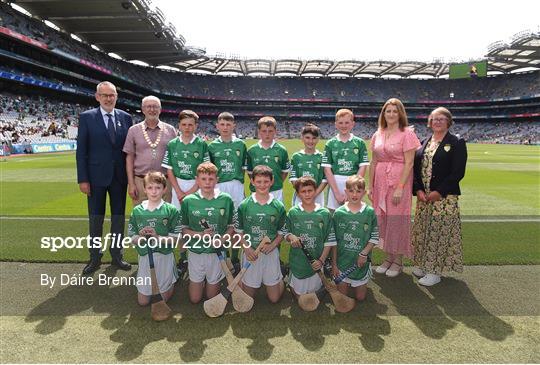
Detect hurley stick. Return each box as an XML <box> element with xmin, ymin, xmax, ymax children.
<box><xmin>145</xmin><ymin>236</ymin><xmax>172</xmax><ymax>321</ymax></box>
<box><xmin>203</xmin><ymin>237</ymin><xmax>270</xmax><ymax>317</ymax></box>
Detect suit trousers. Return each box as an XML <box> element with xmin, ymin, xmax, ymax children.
<box><xmin>87</xmin><ymin>169</ymin><xmax>127</xmax><ymax>260</ymax></box>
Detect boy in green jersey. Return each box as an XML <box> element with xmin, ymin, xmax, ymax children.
<box><xmin>162</xmin><ymin>110</ymin><xmax>210</xmax><ymax>209</ymax></box>
<box><xmin>128</xmin><ymin>172</ymin><xmax>181</xmax><ymax>306</ymax></box>
<box><xmin>208</xmin><ymin>112</ymin><xmax>247</xmax><ymax>208</ymax></box>
<box><xmin>285</xmin><ymin>176</ymin><xmax>335</xmax><ymax>297</ymax></box>
<box><xmin>208</xmin><ymin>112</ymin><xmax>247</xmax><ymax>272</ymax></box>
<box><xmin>322</xmin><ymin>109</ymin><xmax>369</xmax><ymax>210</ymax></box>
<box><xmin>246</xmin><ymin>116</ymin><xmax>290</xmax><ymax>202</ymax></box>
<box><xmin>331</xmin><ymin>175</ymin><xmax>379</xmax><ymax>302</ymax></box>
<box><xmin>180</xmin><ymin>162</ymin><xmax>235</xmax><ymax>304</ymax></box>
<box><xmin>162</xmin><ymin>110</ymin><xmax>210</xmax><ymax>276</ymax></box>
<box><xmin>235</xmin><ymin>165</ymin><xmax>287</xmax><ymax>303</ymax></box>
<box><xmin>290</xmin><ymin>123</ymin><xmax>327</xmax><ymax>207</ymax></box>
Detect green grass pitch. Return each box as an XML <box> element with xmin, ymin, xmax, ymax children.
<box><xmin>1</xmin><ymin>140</ymin><xmax>539</xmax><ymax>264</ymax></box>
<box><xmin>1</xmin><ymin>140</ymin><xmax>539</xmax><ymax>363</ymax></box>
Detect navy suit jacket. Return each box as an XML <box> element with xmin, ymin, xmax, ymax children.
<box><xmin>76</xmin><ymin>107</ymin><xmax>133</xmax><ymax>187</ymax></box>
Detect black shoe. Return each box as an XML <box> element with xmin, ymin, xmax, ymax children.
<box><xmin>177</xmin><ymin>259</ymin><xmax>188</xmax><ymax>280</ymax></box>
<box><xmin>111</xmin><ymin>258</ymin><xmax>132</xmax><ymax>271</ymax></box>
<box><xmin>232</xmin><ymin>260</ymin><xmax>241</xmax><ymax>276</ymax></box>
<box><xmin>280</xmin><ymin>260</ymin><xmax>289</xmax><ymax>278</ymax></box>
<box><xmin>82</xmin><ymin>259</ymin><xmax>101</xmax><ymax>275</ymax></box>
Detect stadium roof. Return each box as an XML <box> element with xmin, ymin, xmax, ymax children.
<box><xmin>7</xmin><ymin>0</ymin><xmax>196</xmax><ymax>64</ymax></box>
<box><xmin>173</xmin><ymin>30</ymin><xmax>540</xmax><ymax>77</ymax></box>
<box><xmin>487</xmin><ymin>30</ymin><xmax>540</xmax><ymax>73</ymax></box>
<box><xmin>7</xmin><ymin>1</ymin><xmax>540</xmax><ymax>78</ymax></box>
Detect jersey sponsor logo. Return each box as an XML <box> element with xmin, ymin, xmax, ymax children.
<box><xmin>337</xmin><ymin>159</ymin><xmax>353</xmax><ymax>172</ymax></box>
<box><xmin>299</xmin><ymin>233</ymin><xmax>316</xmax><ymax>249</ymax></box>
<box><xmin>343</xmin><ymin>233</ymin><xmax>361</xmax><ymax>249</ymax></box>
<box><xmin>177</xmin><ymin>161</ymin><xmax>192</xmax><ymax>174</ymax></box>
<box><xmin>192</xmin><ymin>210</ymin><xmax>201</xmax><ymax>216</ymax></box>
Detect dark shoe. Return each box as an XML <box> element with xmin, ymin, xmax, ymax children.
<box><xmin>111</xmin><ymin>258</ymin><xmax>132</xmax><ymax>271</ymax></box>
<box><xmin>82</xmin><ymin>259</ymin><xmax>101</xmax><ymax>275</ymax></box>
<box><xmin>280</xmin><ymin>260</ymin><xmax>289</xmax><ymax>278</ymax></box>
<box><xmin>177</xmin><ymin>259</ymin><xmax>188</xmax><ymax>280</ymax></box>
<box><xmin>231</xmin><ymin>259</ymin><xmax>241</xmax><ymax>276</ymax></box>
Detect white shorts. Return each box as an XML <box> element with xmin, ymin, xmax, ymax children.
<box><xmin>327</xmin><ymin>175</ymin><xmax>348</xmax><ymax>209</ymax></box>
<box><xmin>188</xmin><ymin>251</ymin><xmax>225</xmax><ymax>285</ymax></box>
<box><xmin>241</xmin><ymin>248</ymin><xmax>283</xmax><ymax>288</ymax></box>
<box><xmin>171</xmin><ymin>178</ymin><xmax>196</xmax><ymax>209</ymax></box>
<box><xmin>136</xmin><ymin>252</ymin><xmax>178</xmax><ymax>296</ymax></box>
<box><xmin>292</xmin><ymin>190</ymin><xmax>325</xmax><ymax>207</ymax></box>
<box><xmin>217</xmin><ymin>180</ymin><xmax>245</xmax><ymax>208</ymax></box>
<box><xmin>341</xmin><ymin>265</ymin><xmax>372</xmax><ymax>287</ymax></box>
<box><xmin>289</xmin><ymin>272</ymin><xmax>323</xmax><ymax>295</ymax></box>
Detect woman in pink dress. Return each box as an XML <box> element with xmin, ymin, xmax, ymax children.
<box><xmin>368</xmin><ymin>98</ymin><xmax>420</xmax><ymax>277</ymax></box>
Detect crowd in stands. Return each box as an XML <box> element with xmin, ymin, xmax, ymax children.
<box><xmin>1</xmin><ymin>93</ymin><xmax>538</xmax><ymax>149</ymax></box>
<box><xmin>2</xmin><ymin>2</ymin><xmax>540</xmax><ymax>103</ymax></box>
<box><xmin>0</xmin><ymin>94</ymin><xmax>82</xmax><ymax>148</ymax></box>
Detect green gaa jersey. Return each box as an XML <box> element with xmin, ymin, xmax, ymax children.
<box><xmin>234</xmin><ymin>194</ymin><xmax>286</xmax><ymax>248</ymax></box>
<box><xmin>208</xmin><ymin>136</ymin><xmax>247</xmax><ymax>183</ymax></box>
<box><xmin>180</xmin><ymin>190</ymin><xmax>235</xmax><ymax>254</ymax></box>
<box><xmin>162</xmin><ymin>135</ymin><xmax>210</xmax><ymax>180</ymax></box>
<box><xmin>247</xmin><ymin>140</ymin><xmax>290</xmax><ymax>192</ymax></box>
<box><xmin>128</xmin><ymin>200</ymin><xmax>181</xmax><ymax>256</ymax></box>
<box><xmin>322</xmin><ymin>134</ymin><xmax>369</xmax><ymax>176</ymax></box>
<box><xmin>286</xmin><ymin>203</ymin><xmax>336</xmax><ymax>279</ymax></box>
<box><xmin>333</xmin><ymin>203</ymin><xmax>379</xmax><ymax>280</ymax></box>
<box><xmin>289</xmin><ymin>149</ymin><xmax>326</xmax><ymax>186</ymax></box>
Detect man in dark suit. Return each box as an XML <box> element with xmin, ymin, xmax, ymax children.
<box><xmin>76</xmin><ymin>81</ymin><xmax>133</xmax><ymax>275</ymax></box>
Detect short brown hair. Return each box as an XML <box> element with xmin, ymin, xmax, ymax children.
<box><xmin>252</xmin><ymin>165</ymin><xmax>274</xmax><ymax>180</ymax></box>
<box><xmin>345</xmin><ymin>175</ymin><xmax>366</xmax><ymax>191</ymax></box>
<box><xmin>335</xmin><ymin>109</ymin><xmax>354</xmax><ymax>121</ymax></box>
<box><xmin>196</xmin><ymin>162</ymin><xmax>218</xmax><ymax>176</ymax></box>
<box><xmin>179</xmin><ymin>110</ymin><xmax>199</xmax><ymax>123</ymax></box>
<box><xmin>293</xmin><ymin>176</ymin><xmax>317</xmax><ymax>192</ymax></box>
<box><xmin>428</xmin><ymin>107</ymin><xmax>454</xmax><ymax>128</ymax></box>
<box><xmin>257</xmin><ymin>116</ymin><xmax>277</xmax><ymax>129</ymax></box>
<box><xmin>143</xmin><ymin>171</ymin><xmax>167</xmax><ymax>188</ymax></box>
<box><xmin>378</xmin><ymin>98</ymin><xmax>409</xmax><ymax>130</ymax></box>
<box><xmin>301</xmin><ymin>123</ymin><xmax>320</xmax><ymax>138</ymax></box>
<box><xmin>217</xmin><ymin>112</ymin><xmax>235</xmax><ymax>123</ymax></box>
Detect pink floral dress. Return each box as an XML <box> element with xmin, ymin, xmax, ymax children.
<box><xmin>370</xmin><ymin>127</ymin><xmax>420</xmax><ymax>257</ymax></box>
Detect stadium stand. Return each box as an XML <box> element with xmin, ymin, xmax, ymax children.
<box><xmin>0</xmin><ymin>1</ymin><xmax>539</xmax><ymax>152</ymax></box>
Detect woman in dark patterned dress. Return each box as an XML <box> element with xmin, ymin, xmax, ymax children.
<box><xmin>411</xmin><ymin>107</ymin><xmax>468</xmax><ymax>286</ymax></box>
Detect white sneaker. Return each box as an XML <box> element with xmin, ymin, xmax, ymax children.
<box><xmin>375</xmin><ymin>260</ymin><xmax>392</xmax><ymax>274</ymax></box>
<box><xmin>412</xmin><ymin>267</ymin><xmax>425</xmax><ymax>278</ymax></box>
<box><xmin>418</xmin><ymin>273</ymin><xmax>441</xmax><ymax>286</ymax></box>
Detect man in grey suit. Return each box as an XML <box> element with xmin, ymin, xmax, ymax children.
<box><xmin>76</xmin><ymin>81</ymin><xmax>133</xmax><ymax>275</ymax></box>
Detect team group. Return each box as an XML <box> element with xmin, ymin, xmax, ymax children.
<box><xmin>77</xmin><ymin>81</ymin><xmax>467</xmax><ymax>312</ymax></box>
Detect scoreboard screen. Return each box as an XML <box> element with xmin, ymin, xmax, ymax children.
<box><xmin>449</xmin><ymin>61</ymin><xmax>487</xmax><ymax>79</ymax></box>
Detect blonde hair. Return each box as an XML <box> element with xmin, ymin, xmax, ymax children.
<box><xmin>378</xmin><ymin>98</ymin><xmax>408</xmax><ymax>130</ymax></box>
<box><xmin>335</xmin><ymin>109</ymin><xmax>354</xmax><ymax>121</ymax></box>
<box><xmin>345</xmin><ymin>175</ymin><xmax>366</xmax><ymax>191</ymax></box>
<box><xmin>143</xmin><ymin>171</ymin><xmax>167</xmax><ymax>188</ymax></box>
<box><xmin>196</xmin><ymin>162</ymin><xmax>218</xmax><ymax>176</ymax></box>
<box><xmin>428</xmin><ymin>107</ymin><xmax>454</xmax><ymax>128</ymax></box>
<box><xmin>257</xmin><ymin>116</ymin><xmax>277</xmax><ymax>129</ymax></box>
